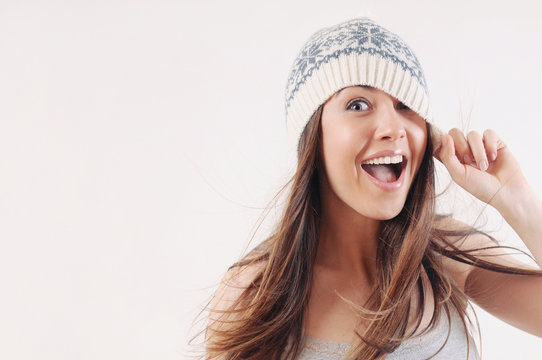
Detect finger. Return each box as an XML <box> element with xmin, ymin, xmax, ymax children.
<box><xmin>439</xmin><ymin>134</ymin><xmax>466</xmax><ymax>185</ymax></box>
<box><xmin>483</xmin><ymin>129</ymin><xmax>502</xmax><ymax>162</ymax></box>
<box><xmin>448</xmin><ymin>128</ymin><xmax>473</xmax><ymax>165</ymax></box>
<box><xmin>467</xmin><ymin>130</ymin><xmax>488</xmax><ymax>171</ymax></box>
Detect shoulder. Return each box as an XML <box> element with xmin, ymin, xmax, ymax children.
<box><xmin>432</xmin><ymin>215</ymin><xmax>535</xmax><ymax>293</ymax></box>
<box><xmin>206</xmin><ymin>260</ymin><xmax>267</xmax><ymax>357</ymax></box>
<box><xmin>210</xmin><ymin>261</ymin><xmax>266</xmax><ymax>312</ymax></box>
<box><xmin>208</xmin><ymin>238</ymin><xmax>271</xmax><ymax>326</ymax></box>
<box><xmin>432</xmin><ymin>215</ymin><xmax>494</xmax><ymax>251</ymax></box>
<box><xmin>210</xmin><ymin>240</ymin><xmax>271</xmax><ymax>313</ymax></box>
<box><xmin>432</xmin><ymin>216</ymin><xmax>495</xmax><ymax>293</ymax></box>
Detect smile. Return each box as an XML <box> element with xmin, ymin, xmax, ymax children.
<box><xmin>360</xmin><ymin>154</ymin><xmax>407</xmax><ymax>191</ymax></box>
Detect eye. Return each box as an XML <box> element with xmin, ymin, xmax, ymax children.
<box><xmin>397</xmin><ymin>101</ymin><xmax>412</xmax><ymax>111</ymax></box>
<box><xmin>347</xmin><ymin>98</ymin><xmax>370</xmax><ymax>112</ymax></box>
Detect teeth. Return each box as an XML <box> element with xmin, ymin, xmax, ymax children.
<box><xmin>362</xmin><ymin>155</ymin><xmax>403</xmax><ymax>165</ymax></box>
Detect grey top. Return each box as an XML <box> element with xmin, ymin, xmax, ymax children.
<box><xmin>295</xmin><ymin>309</ymin><xmax>479</xmax><ymax>360</ymax></box>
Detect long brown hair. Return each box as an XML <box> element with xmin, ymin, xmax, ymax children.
<box><xmin>203</xmin><ymin>105</ymin><xmax>542</xmax><ymax>360</ymax></box>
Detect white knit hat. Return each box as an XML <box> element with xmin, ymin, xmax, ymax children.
<box><xmin>285</xmin><ymin>17</ymin><xmax>435</xmax><ymax>149</ymax></box>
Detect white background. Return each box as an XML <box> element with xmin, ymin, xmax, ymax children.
<box><xmin>1</xmin><ymin>0</ymin><xmax>542</xmax><ymax>359</ymax></box>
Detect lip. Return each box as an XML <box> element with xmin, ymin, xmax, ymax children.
<box><xmin>360</xmin><ymin>149</ymin><xmax>408</xmax><ymax>191</ymax></box>
<box><xmin>361</xmin><ymin>149</ymin><xmax>407</xmax><ymax>163</ymax></box>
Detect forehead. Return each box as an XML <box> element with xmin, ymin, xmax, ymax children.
<box><xmin>334</xmin><ymin>85</ymin><xmax>381</xmax><ymax>97</ymax></box>
<box><xmin>329</xmin><ymin>86</ymin><xmax>393</xmax><ymax>104</ymax></box>
<box><xmin>336</xmin><ymin>85</ymin><xmax>372</xmax><ymax>94</ymax></box>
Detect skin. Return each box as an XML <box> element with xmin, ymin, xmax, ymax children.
<box><xmin>307</xmin><ymin>86</ymin><xmax>432</xmax><ymax>342</ymax></box>
<box><xmin>316</xmin><ymin>86</ymin><xmax>427</xmax><ymax>276</ymax></box>
<box><xmin>304</xmin><ymin>85</ymin><xmax>542</xmax><ymax>342</ymax></box>
<box><xmin>438</xmin><ymin>125</ymin><xmax>542</xmax><ymax>337</ymax></box>
<box><xmin>209</xmin><ymin>86</ymin><xmax>542</xmax><ymax>353</ymax></box>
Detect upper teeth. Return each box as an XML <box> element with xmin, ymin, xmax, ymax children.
<box><xmin>362</xmin><ymin>155</ymin><xmax>403</xmax><ymax>165</ymax></box>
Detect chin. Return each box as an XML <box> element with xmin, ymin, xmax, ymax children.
<box><xmin>372</xmin><ymin>209</ymin><xmax>403</xmax><ymax>221</ymax></box>
<box><xmin>355</xmin><ymin>200</ymin><xmax>406</xmax><ymax>221</ymax></box>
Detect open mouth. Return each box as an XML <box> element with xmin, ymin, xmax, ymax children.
<box><xmin>361</xmin><ymin>155</ymin><xmax>407</xmax><ymax>183</ymax></box>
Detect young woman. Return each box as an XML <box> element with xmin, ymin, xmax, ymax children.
<box><xmin>204</xmin><ymin>18</ymin><xmax>542</xmax><ymax>359</ymax></box>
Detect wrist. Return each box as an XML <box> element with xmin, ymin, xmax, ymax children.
<box><xmin>495</xmin><ymin>183</ymin><xmax>541</xmax><ymax>228</ymax></box>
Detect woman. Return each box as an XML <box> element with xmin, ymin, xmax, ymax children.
<box><xmin>204</xmin><ymin>18</ymin><xmax>542</xmax><ymax>359</ymax></box>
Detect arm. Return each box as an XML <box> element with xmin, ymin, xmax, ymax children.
<box><xmin>437</xmin><ymin>129</ymin><xmax>542</xmax><ymax>337</ymax></box>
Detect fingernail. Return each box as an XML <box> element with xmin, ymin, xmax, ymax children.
<box><xmin>479</xmin><ymin>160</ymin><xmax>488</xmax><ymax>171</ymax></box>
<box><xmin>463</xmin><ymin>154</ymin><xmax>471</xmax><ymax>164</ymax></box>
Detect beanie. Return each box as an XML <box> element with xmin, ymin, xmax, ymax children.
<box><xmin>285</xmin><ymin>17</ymin><xmax>434</xmax><ymax>149</ymax></box>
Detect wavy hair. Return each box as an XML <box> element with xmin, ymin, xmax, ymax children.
<box><xmin>203</xmin><ymin>105</ymin><xmax>542</xmax><ymax>360</ymax></box>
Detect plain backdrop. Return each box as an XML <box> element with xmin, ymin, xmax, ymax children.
<box><xmin>1</xmin><ymin>0</ymin><xmax>542</xmax><ymax>359</ymax></box>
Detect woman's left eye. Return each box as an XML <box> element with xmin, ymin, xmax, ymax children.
<box><xmin>397</xmin><ymin>101</ymin><xmax>411</xmax><ymax>111</ymax></box>
<box><xmin>347</xmin><ymin>99</ymin><xmax>370</xmax><ymax>111</ymax></box>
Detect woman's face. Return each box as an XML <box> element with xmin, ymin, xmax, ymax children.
<box><xmin>320</xmin><ymin>86</ymin><xmax>428</xmax><ymax>220</ymax></box>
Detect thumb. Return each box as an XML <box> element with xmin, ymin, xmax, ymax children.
<box><xmin>438</xmin><ymin>134</ymin><xmax>467</xmax><ymax>183</ymax></box>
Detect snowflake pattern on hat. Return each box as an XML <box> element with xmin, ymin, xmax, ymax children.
<box><xmin>285</xmin><ymin>18</ymin><xmax>427</xmax><ymax>110</ymax></box>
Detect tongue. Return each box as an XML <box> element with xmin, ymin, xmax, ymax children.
<box><xmin>362</xmin><ymin>164</ymin><xmax>397</xmax><ymax>182</ymax></box>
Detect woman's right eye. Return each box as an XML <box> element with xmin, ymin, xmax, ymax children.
<box><xmin>347</xmin><ymin>99</ymin><xmax>370</xmax><ymax>111</ymax></box>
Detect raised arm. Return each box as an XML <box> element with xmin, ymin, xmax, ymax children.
<box><xmin>436</xmin><ymin>128</ymin><xmax>542</xmax><ymax>337</ymax></box>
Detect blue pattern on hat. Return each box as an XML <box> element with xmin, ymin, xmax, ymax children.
<box><xmin>285</xmin><ymin>18</ymin><xmax>427</xmax><ymax>109</ymax></box>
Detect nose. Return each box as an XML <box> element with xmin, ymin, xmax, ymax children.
<box><xmin>373</xmin><ymin>102</ymin><xmax>407</xmax><ymax>142</ymax></box>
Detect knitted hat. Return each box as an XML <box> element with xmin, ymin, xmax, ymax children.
<box><xmin>285</xmin><ymin>17</ymin><xmax>434</xmax><ymax>149</ymax></box>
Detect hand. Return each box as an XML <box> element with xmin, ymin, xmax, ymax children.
<box><xmin>434</xmin><ymin>128</ymin><xmax>529</xmax><ymax>210</ymax></box>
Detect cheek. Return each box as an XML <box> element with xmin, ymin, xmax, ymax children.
<box><xmin>321</xmin><ymin>131</ymin><xmax>363</xmax><ymax>190</ymax></box>
<box><xmin>410</xmin><ymin>125</ymin><xmax>428</xmax><ymax>168</ymax></box>
<box><xmin>322</xmin><ymin>123</ymin><xmax>364</xmax><ymax>167</ymax></box>
<box><xmin>322</xmin><ymin>134</ymin><xmax>347</xmax><ymax>176</ymax></box>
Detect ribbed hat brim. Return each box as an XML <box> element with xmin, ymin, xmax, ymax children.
<box><xmin>286</xmin><ymin>52</ymin><xmax>433</xmax><ymax>149</ymax></box>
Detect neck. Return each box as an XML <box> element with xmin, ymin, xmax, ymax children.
<box><xmin>316</xmin><ymin>186</ymin><xmax>380</xmax><ymax>283</ymax></box>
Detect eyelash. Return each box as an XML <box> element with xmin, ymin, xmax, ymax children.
<box><xmin>347</xmin><ymin>98</ymin><xmax>370</xmax><ymax>111</ymax></box>
<box><xmin>346</xmin><ymin>98</ymin><xmax>412</xmax><ymax>111</ymax></box>
<box><xmin>397</xmin><ymin>102</ymin><xmax>411</xmax><ymax>111</ymax></box>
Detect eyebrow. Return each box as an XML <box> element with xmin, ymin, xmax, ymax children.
<box><xmin>335</xmin><ymin>85</ymin><xmax>373</xmax><ymax>97</ymax></box>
